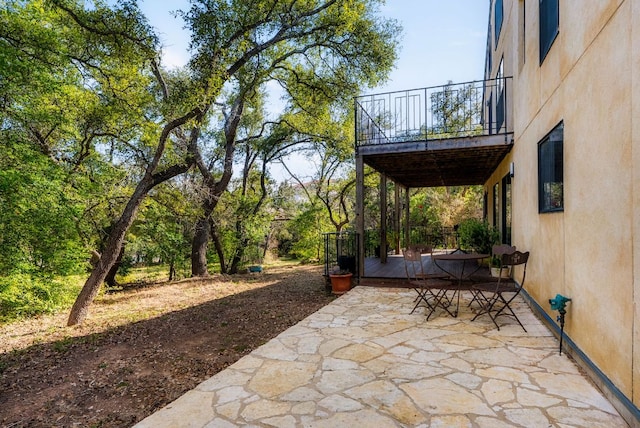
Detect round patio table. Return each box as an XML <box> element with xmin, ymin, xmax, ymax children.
<box><xmin>431</xmin><ymin>252</ymin><xmax>489</xmax><ymax>316</ymax></box>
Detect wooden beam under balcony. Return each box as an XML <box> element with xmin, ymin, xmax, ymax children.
<box><xmin>358</xmin><ymin>133</ymin><xmax>513</xmax><ymax>188</ymax></box>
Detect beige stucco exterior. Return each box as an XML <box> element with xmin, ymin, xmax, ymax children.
<box><xmin>485</xmin><ymin>0</ymin><xmax>639</xmax><ymax>416</ymax></box>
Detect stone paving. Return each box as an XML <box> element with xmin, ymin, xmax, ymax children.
<box><xmin>135</xmin><ymin>286</ymin><xmax>628</xmax><ymax>427</ymax></box>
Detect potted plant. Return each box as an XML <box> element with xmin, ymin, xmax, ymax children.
<box><xmin>457</xmin><ymin>218</ymin><xmax>500</xmax><ymax>255</ymax></box>
<box><xmin>328</xmin><ymin>266</ymin><xmax>353</xmax><ymax>295</ymax></box>
<box><xmin>490</xmin><ymin>255</ymin><xmax>511</xmax><ymax>278</ymax></box>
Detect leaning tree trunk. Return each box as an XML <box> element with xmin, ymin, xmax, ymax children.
<box><xmin>190</xmin><ymin>96</ymin><xmax>242</xmax><ymax>277</ymax></box>
<box><xmin>67</xmin><ymin>181</ymin><xmax>150</xmax><ymax>326</ymax></box>
<box><xmin>67</xmin><ymin>111</ymin><xmax>202</xmax><ymax>326</ymax></box>
<box><xmin>104</xmin><ymin>244</ymin><xmax>125</xmax><ymax>287</ymax></box>
<box><xmin>168</xmin><ymin>259</ymin><xmax>176</xmax><ymax>281</ymax></box>
<box><xmin>191</xmin><ymin>217</ymin><xmax>210</xmax><ymax>277</ymax></box>
<box><xmin>229</xmin><ymin>237</ymin><xmax>249</xmax><ymax>274</ymax></box>
<box><xmin>210</xmin><ymin>220</ymin><xmax>228</xmax><ymax>274</ymax></box>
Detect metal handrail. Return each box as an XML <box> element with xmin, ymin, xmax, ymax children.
<box><xmin>355</xmin><ymin>77</ymin><xmax>513</xmax><ymax>148</ymax></box>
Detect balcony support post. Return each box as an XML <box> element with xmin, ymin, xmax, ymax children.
<box><xmin>380</xmin><ymin>173</ymin><xmax>387</xmax><ymax>264</ymax></box>
<box><xmin>404</xmin><ymin>186</ymin><xmax>411</xmax><ymax>249</ymax></box>
<box><xmin>394</xmin><ymin>183</ymin><xmax>401</xmax><ymax>254</ymax></box>
<box><xmin>355</xmin><ymin>154</ymin><xmax>365</xmax><ymax>279</ymax></box>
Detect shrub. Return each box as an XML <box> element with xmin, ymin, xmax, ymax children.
<box><xmin>457</xmin><ymin>218</ymin><xmax>500</xmax><ymax>254</ymax></box>
<box><xmin>0</xmin><ymin>274</ymin><xmax>80</xmax><ymax>322</ymax></box>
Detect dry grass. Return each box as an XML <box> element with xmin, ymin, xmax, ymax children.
<box><xmin>0</xmin><ymin>263</ymin><xmax>335</xmax><ymax>427</ymax></box>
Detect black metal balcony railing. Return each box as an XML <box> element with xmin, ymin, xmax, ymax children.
<box><xmin>355</xmin><ymin>77</ymin><xmax>512</xmax><ymax>147</ymax></box>
<box><xmin>363</xmin><ymin>227</ymin><xmax>460</xmax><ymax>258</ymax></box>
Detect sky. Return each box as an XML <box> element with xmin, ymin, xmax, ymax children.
<box><xmin>133</xmin><ymin>0</ymin><xmax>491</xmax><ymax>179</ymax></box>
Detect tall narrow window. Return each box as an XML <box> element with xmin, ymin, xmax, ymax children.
<box><xmin>485</xmin><ymin>26</ymin><xmax>492</xmax><ymax>76</ymax></box>
<box><xmin>493</xmin><ymin>183</ymin><xmax>500</xmax><ymax>228</ymax></box>
<box><xmin>538</xmin><ymin>122</ymin><xmax>564</xmax><ymax>212</ymax></box>
<box><xmin>495</xmin><ymin>0</ymin><xmax>504</xmax><ymax>45</ymax></box>
<box><xmin>496</xmin><ymin>58</ymin><xmax>505</xmax><ymax>132</ymax></box>
<box><xmin>539</xmin><ymin>0</ymin><xmax>559</xmax><ymax>63</ymax></box>
<box><xmin>483</xmin><ymin>191</ymin><xmax>489</xmax><ymax>221</ymax></box>
<box><xmin>502</xmin><ymin>174</ymin><xmax>512</xmax><ymax>244</ymax></box>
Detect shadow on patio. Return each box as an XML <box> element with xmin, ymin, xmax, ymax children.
<box><xmin>135</xmin><ymin>286</ymin><xmax>627</xmax><ymax>427</ymax></box>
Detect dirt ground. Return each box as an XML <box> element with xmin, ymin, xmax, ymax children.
<box><xmin>0</xmin><ymin>264</ymin><xmax>335</xmax><ymax>427</ymax></box>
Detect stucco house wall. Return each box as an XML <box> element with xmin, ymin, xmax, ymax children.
<box><xmin>484</xmin><ymin>0</ymin><xmax>639</xmax><ymax>415</ymax></box>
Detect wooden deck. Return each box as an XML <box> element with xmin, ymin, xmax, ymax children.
<box><xmin>364</xmin><ymin>252</ymin><xmax>442</xmax><ymax>279</ymax></box>
<box><xmin>364</xmin><ymin>254</ymin><xmax>414</xmax><ymax>278</ymax></box>
<box><xmin>361</xmin><ymin>251</ymin><xmax>490</xmax><ymax>282</ymax></box>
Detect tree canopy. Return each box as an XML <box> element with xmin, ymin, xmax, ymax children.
<box><xmin>0</xmin><ymin>0</ymin><xmax>401</xmax><ymax>325</ymax></box>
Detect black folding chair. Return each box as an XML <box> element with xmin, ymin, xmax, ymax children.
<box><xmin>468</xmin><ymin>244</ymin><xmax>516</xmax><ymax>307</ymax></box>
<box><xmin>471</xmin><ymin>251</ymin><xmax>530</xmax><ymax>331</ymax></box>
<box><xmin>403</xmin><ymin>247</ymin><xmax>454</xmax><ymax>320</ymax></box>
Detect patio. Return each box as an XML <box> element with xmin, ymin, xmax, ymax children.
<box><xmin>134</xmin><ymin>286</ymin><xmax>627</xmax><ymax>427</ymax></box>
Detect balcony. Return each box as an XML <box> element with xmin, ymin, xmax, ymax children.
<box><xmin>355</xmin><ymin>78</ymin><xmax>513</xmax><ymax>187</ymax></box>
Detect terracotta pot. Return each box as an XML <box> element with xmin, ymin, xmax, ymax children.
<box><xmin>329</xmin><ymin>273</ymin><xmax>352</xmax><ymax>294</ymax></box>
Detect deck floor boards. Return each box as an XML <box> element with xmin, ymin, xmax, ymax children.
<box><xmin>363</xmin><ymin>251</ymin><xmax>488</xmax><ymax>280</ymax></box>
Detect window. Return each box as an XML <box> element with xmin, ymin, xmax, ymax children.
<box><xmin>496</xmin><ymin>58</ymin><xmax>505</xmax><ymax>132</ymax></box>
<box><xmin>486</xmin><ymin>29</ymin><xmax>492</xmax><ymax>76</ymax></box>
<box><xmin>483</xmin><ymin>191</ymin><xmax>489</xmax><ymax>220</ymax></box>
<box><xmin>539</xmin><ymin>0</ymin><xmax>559</xmax><ymax>63</ymax></box>
<box><xmin>495</xmin><ymin>0</ymin><xmax>503</xmax><ymax>45</ymax></box>
<box><xmin>493</xmin><ymin>183</ymin><xmax>500</xmax><ymax>228</ymax></box>
<box><xmin>502</xmin><ymin>174</ymin><xmax>512</xmax><ymax>244</ymax></box>
<box><xmin>538</xmin><ymin>122</ymin><xmax>564</xmax><ymax>212</ymax></box>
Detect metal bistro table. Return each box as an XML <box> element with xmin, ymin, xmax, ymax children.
<box><xmin>431</xmin><ymin>252</ymin><xmax>489</xmax><ymax>317</ymax></box>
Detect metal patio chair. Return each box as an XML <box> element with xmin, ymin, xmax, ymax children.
<box><xmin>468</xmin><ymin>244</ymin><xmax>516</xmax><ymax>307</ymax></box>
<box><xmin>403</xmin><ymin>247</ymin><xmax>454</xmax><ymax>320</ymax></box>
<box><xmin>471</xmin><ymin>250</ymin><xmax>530</xmax><ymax>331</ymax></box>
<box><xmin>469</xmin><ymin>244</ymin><xmax>516</xmax><ymax>281</ymax></box>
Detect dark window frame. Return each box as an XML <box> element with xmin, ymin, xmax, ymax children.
<box><xmin>501</xmin><ymin>173</ymin><xmax>512</xmax><ymax>244</ymax></box>
<box><xmin>486</xmin><ymin>33</ymin><xmax>492</xmax><ymax>75</ymax></box>
<box><xmin>483</xmin><ymin>191</ymin><xmax>489</xmax><ymax>221</ymax></box>
<box><xmin>495</xmin><ymin>0</ymin><xmax>504</xmax><ymax>46</ymax></box>
<box><xmin>538</xmin><ymin>121</ymin><xmax>564</xmax><ymax>213</ymax></box>
<box><xmin>496</xmin><ymin>57</ymin><xmax>505</xmax><ymax>132</ymax></box>
<box><xmin>493</xmin><ymin>182</ymin><xmax>500</xmax><ymax>228</ymax></box>
<box><xmin>539</xmin><ymin>0</ymin><xmax>559</xmax><ymax>63</ymax></box>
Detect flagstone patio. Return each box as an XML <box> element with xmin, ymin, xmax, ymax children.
<box><xmin>135</xmin><ymin>286</ymin><xmax>628</xmax><ymax>427</ymax></box>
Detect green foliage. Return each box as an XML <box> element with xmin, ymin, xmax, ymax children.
<box><xmin>129</xmin><ymin>185</ymin><xmax>194</xmax><ymax>268</ymax></box>
<box><xmin>0</xmin><ymin>137</ymin><xmax>88</xmax><ymax>276</ymax></box>
<box><xmin>0</xmin><ymin>0</ymin><xmax>402</xmax><ymax>321</ymax></box>
<box><xmin>287</xmin><ymin>205</ymin><xmax>332</xmax><ymax>262</ymax></box>
<box><xmin>0</xmin><ymin>274</ymin><xmax>81</xmax><ymax>322</ymax></box>
<box><xmin>427</xmin><ymin>82</ymin><xmax>483</xmax><ymax>138</ymax></box>
<box><xmin>183</xmin><ymin>0</ymin><xmax>400</xmax><ymax>97</ymax></box>
<box><xmin>409</xmin><ymin>186</ymin><xmax>483</xmax><ymax>229</ymax></box>
<box><xmin>457</xmin><ymin>218</ymin><xmax>500</xmax><ymax>254</ymax></box>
